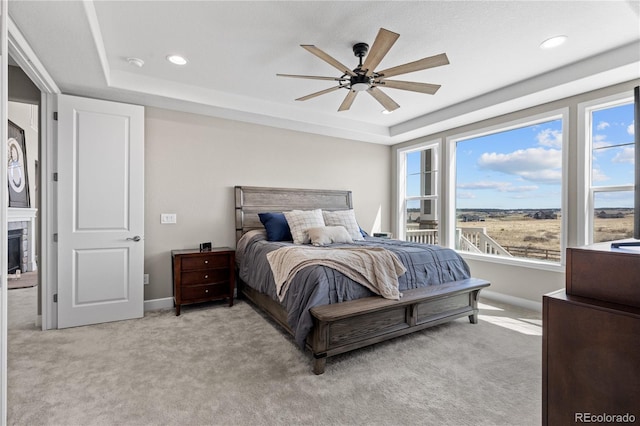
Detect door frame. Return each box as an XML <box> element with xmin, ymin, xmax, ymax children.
<box><xmin>7</xmin><ymin>15</ymin><xmax>60</xmax><ymax>330</ymax></box>
<box><xmin>1</xmin><ymin>3</ymin><xmax>9</xmax><ymax>423</ymax></box>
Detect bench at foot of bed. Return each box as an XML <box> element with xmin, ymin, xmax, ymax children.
<box><xmin>308</xmin><ymin>277</ymin><xmax>490</xmax><ymax>375</ymax></box>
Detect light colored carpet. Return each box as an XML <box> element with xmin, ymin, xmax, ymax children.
<box><xmin>8</xmin><ymin>287</ymin><xmax>541</xmax><ymax>425</ymax></box>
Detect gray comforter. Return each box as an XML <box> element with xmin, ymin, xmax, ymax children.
<box><xmin>236</xmin><ymin>231</ymin><xmax>471</xmax><ymax>347</ymax></box>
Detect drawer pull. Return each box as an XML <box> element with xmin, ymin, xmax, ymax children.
<box><xmin>204</xmin><ymin>260</ymin><xmax>209</xmax><ymax>264</ymax></box>
<box><xmin>205</xmin><ymin>289</ymin><xmax>209</xmax><ymax>293</ymax></box>
<box><xmin>204</xmin><ymin>274</ymin><xmax>209</xmax><ymax>279</ymax></box>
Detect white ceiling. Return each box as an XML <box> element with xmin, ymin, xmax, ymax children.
<box><xmin>8</xmin><ymin>1</ymin><xmax>640</xmax><ymax>144</ymax></box>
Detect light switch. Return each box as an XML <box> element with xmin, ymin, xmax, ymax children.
<box><xmin>161</xmin><ymin>213</ymin><xmax>177</xmax><ymax>224</ymax></box>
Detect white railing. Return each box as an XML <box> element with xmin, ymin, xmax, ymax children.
<box><xmin>403</xmin><ymin>226</ymin><xmax>512</xmax><ymax>257</ymax></box>
<box><xmin>405</xmin><ymin>229</ymin><xmax>438</xmax><ymax>245</ymax></box>
<box><xmin>458</xmin><ymin>234</ymin><xmax>482</xmax><ymax>253</ymax></box>
<box><xmin>456</xmin><ymin>227</ymin><xmax>513</xmax><ymax>257</ymax></box>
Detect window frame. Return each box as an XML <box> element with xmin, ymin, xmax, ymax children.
<box><xmin>577</xmin><ymin>92</ymin><xmax>634</xmax><ymax>246</ymax></box>
<box><xmin>445</xmin><ymin>108</ymin><xmax>569</xmax><ymax>270</ymax></box>
<box><xmin>396</xmin><ymin>139</ymin><xmax>441</xmax><ymax>242</ymax></box>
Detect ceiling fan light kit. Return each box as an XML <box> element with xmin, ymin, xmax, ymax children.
<box><xmin>277</xmin><ymin>28</ymin><xmax>449</xmax><ymax>112</ymax></box>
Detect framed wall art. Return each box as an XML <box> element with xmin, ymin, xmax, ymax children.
<box><xmin>7</xmin><ymin>120</ymin><xmax>30</xmax><ymax>208</ymax></box>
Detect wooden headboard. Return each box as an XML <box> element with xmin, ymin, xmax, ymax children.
<box><xmin>234</xmin><ymin>186</ymin><xmax>353</xmax><ymax>241</ymax></box>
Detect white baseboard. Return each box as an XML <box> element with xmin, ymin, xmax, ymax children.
<box><xmin>480</xmin><ymin>290</ymin><xmax>543</xmax><ymax>312</ymax></box>
<box><xmin>144</xmin><ymin>297</ymin><xmax>174</xmax><ymax>312</ymax></box>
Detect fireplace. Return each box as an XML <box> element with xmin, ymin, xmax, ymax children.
<box><xmin>8</xmin><ymin>229</ymin><xmax>22</xmax><ymax>274</ymax></box>
<box><xmin>8</xmin><ymin>208</ymin><xmax>37</xmax><ymax>273</ymax></box>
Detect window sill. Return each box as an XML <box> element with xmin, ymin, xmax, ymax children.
<box><xmin>457</xmin><ymin>251</ymin><xmax>566</xmax><ymax>273</ymax></box>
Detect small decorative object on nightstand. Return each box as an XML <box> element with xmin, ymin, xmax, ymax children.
<box><xmin>373</xmin><ymin>232</ymin><xmax>392</xmax><ymax>239</ymax></box>
<box><xmin>171</xmin><ymin>247</ymin><xmax>235</xmax><ymax>316</ymax></box>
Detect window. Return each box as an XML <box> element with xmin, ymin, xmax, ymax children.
<box><xmin>397</xmin><ymin>142</ymin><xmax>439</xmax><ymax>244</ymax></box>
<box><xmin>451</xmin><ymin>113</ymin><xmax>565</xmax><ymax>263</ymax></box>
<box><xmin>583</xmin><ymin>96</ymin><xmax>634</xmax><ymax>244</ymax></box>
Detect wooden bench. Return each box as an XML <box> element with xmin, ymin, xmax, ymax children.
<box><xmin>308</xmin><ymin>277</ymin><xmax>490</xmax><ymax>374</ymax></box>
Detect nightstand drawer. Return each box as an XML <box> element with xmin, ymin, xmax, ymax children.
<box><xmin>181</xmin><ymin>254</ymin><xmax>230</xmax><ymax>271</ymax></box>
<box><xmin>181</xmin><ymin>268</ymin><xmax>230</xmax><ymax>285</ymax></box>
<box><xmin>181</xmin><ymin>283</ymin><xmax>229</xmax><ymax>301</ymax></box>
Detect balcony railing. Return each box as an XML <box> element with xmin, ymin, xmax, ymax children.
<box><xmin>456</xmin><ymin>227</ymin><xmax>513</xmax><ymax>257</ymax></box>
<box><xmin>403</xmin><ymin>226</ymin><xmax>512</xmax><ymax>257</ymax></box>
<box><xmin>405</xmin><ymin>229</ymin><xmax>438</xmax><ymax>245</ymax></box>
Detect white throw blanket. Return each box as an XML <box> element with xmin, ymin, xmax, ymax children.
<box><xmin>266</xmin><ymin>246</ymin><xmax>406</xmax><ymax>302</ymax></box>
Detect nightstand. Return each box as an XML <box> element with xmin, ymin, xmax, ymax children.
<box><xmin>171</xmin><ymin>247</ymin><xmax>235</xmax><ymax>316</ymax></box>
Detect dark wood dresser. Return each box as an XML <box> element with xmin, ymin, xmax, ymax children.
<box><xmin>171</xmin><ymin>247</ymin><xmax>235</xmax><ymax>315</ymax></box>
<box><xmin>542</xmin><ymin>242</ymin><xmax>640</xmax><ymax>425</ymax></box>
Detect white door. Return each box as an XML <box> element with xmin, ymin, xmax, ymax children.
<box><xmin>57</xmin><ymin>94</ymin><xmax>144</xmax><ymax>328</ymax></box>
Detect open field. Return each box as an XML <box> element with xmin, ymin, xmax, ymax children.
<box><xmin>457</xmin><ymin>215</ymin><xmax>562</xmax><ymax>260</ymax></box>
<box><xmin>593</xmin><ymin>215</ymin><xmax>634</xmax><ymax>242</ymax></box>
<box><xmin>455</xmin><ymin>212</ymin><xmax>634</xmax><ymax>261</ymax></box>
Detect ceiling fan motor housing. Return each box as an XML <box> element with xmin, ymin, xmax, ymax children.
<box><xmin>350</xmin><ymin>74</ymin><xmax>371</xmax><ymax>91</ymax></box>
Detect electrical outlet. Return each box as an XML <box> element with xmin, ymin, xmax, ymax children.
<box><xmin>143</xmin><ymin>274</ymin><xmax>149</xmax><ymax>285</ymax></box>
<box><xmin>160</xmin><ymin>213</ymin><xmax>177</xmax><ymax>224</ymax></box>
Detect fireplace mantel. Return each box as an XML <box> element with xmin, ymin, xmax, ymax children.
<box><xmin>8</xmin><ymin>208</ymin><xmax>37</xmax><ymax>272</ymax></box>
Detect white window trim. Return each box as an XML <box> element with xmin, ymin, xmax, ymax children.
<box><xmin>396</xmin><ymin>139</ymin><xmax>440</xmax><ymax>241</ymax></box>
<box><xmin>446</xmin><ymin>108</ymin><xmax>569</xmax><ymax>267</ymax></box>
<box><xmin>577</xmin><ymin>92</ymin><xmax>634</xmax><ymax>246</ymax></box>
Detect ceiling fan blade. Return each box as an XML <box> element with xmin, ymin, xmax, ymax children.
<box><xmin>277</xmin><ymin>73</ymin><xmax>347</xmax><ymax>82</ymax></box>
<box><xmin>367</xmin><ymin>87</ymin><xmax>400</xmax><ymax>112</ymax></box>
<box><xmin>301</xmin><ymin>45</ymin><xmax>357</xmax><ymax>77</ymax></box>
<box><xmin>374</xmin><ymin>80</ymin><xmax>441</xmax><ymax>95</ymax></box>
<box><xmin>376</xmin><ymin>53</ymin><xmax>449</xmax><ymax>78</ymax></box>
<box><xmin>362</xmin><ymin>28</ymin><xmax>400</xmax><ymax>77</ymax></box>
<box><xmin>295</xmin><ymin>85</ymin><xmax>343</xmax><ymax>101</ymax></box>
<box><xmin>338</xmin><ymin>90</ymin><xmax>358</xmax><ymax>112</ymax></box>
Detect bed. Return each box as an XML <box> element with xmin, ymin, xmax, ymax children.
<box><xmin>235</xmin><ymin>185</ymin><xmax>490</xmax><ymax>374</ymax></box>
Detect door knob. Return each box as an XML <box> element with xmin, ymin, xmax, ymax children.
<box><xmin>126</xmin><ymin>236</ymin><xmax>142</xmax><ymax>242</ymax></box>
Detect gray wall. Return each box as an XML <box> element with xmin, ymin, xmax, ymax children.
<box><xmin>9</xmin><ymin>65</ymin><xmax>40</xmax><ymax>105</ymax></box>
<box><xmin>143</xmin><ymin>107</ymin><xmax>391</xmax><ymax>301</ymax></box>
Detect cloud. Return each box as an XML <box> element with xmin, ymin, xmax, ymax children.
<box><xmin>457</xmin><ymin>181</ymin><xmax>538</xmax><ymax>193</ymax></box>
<box><xmin>503</xmin><ymin>185</ymin><xmax>539</xmax><ymax>192</ymax></box>
<box><xmin>477</xmin><ymin>147</ymin><xmax>562</xmax><ymax>183</ymax></box>
<box><xmin>596</xmin><ymin>121</ymin><xmax>610</xmax><ymax>130</ymax></box>
<box><xmin>536</xmin><ymin>129</ymin><xmax>562</xmax><ymax>148</ymax></box>
<box><xmin>592</xmin><ymin>168</ymin><xmax>610</xmax><ymax>182</ymax></box>
<box><xmin>517</xmin><ymin>170</ymin><xmax>563</xmax><ymax>183</ymax></box>
<box><xmin>457</xmin><ymin>181</ymin><xmax>510</xmax><ymax>190</ymax></box>
<box><xmin>629</xmin><ymin>121</ymin><xmax>635</xmax><ymax>136</ymax></box>
<box><xmin>612</xmin><ymin>146</ymin><xmax>635</xmax><ymax>164</ymax></box>
<box><xmin>457</xmin><ymin>191</ymin><xmax>476</xmax><ymax>199</ymax></box>
<box><xmin>592</xmin><ymin>134</ymin><xmax>611</xmax><ymax>150</ymax></box>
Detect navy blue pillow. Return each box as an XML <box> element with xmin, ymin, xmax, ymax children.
<box><xmin>359</xmin><ymin>227</ymin><xmax>369</xmax><ymax>237</ymax></box>
<box><xmin>259</xmin><ymin>212</ymin><xmax>293</xmax><ymax>242</ymax></box>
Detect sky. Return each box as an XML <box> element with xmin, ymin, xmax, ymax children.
<box><xmin>451</xmin><ymin>102</ymin><xmax>635</xmax><ymax>210</ymax></box>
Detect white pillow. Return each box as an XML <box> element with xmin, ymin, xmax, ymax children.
<box><xmin>322</xmin><ymin>209</ymin><xmax>364</xmax><ymax>241</ymax></box>
<box><xmin>283</xmin><ymin>209</ymin><xmax>325</xmax><ymax>244</ymax></box>
<box><xmin>307</xmin><ymin>226</ymin><xmax>353</xmax><ymax>246</ymax></box>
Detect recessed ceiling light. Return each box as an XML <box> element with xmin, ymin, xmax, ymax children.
<box><xmin>381</xmin><ymin>109</ymin><xmax>393</xmax><ymax>115</ymax></box>
<box><xmin>540</xmin><ymin>35</ymin><xmax>568</xmax><ymax>49</ymax></box>
<box><xmin>167</xmin><ymin>55</ymin><xmax>187</xmax><ymax>65</ymax></box>
<box><xmin>126</xmin><ymin>57</ymin><xmax>144</xmax><ymax>68</ymax></box>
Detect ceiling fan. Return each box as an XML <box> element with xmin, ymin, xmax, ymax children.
<box><xmin>277</xmin><ymin>28</ymin><xmax>449</xmax><ymax>112</ymax></box>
